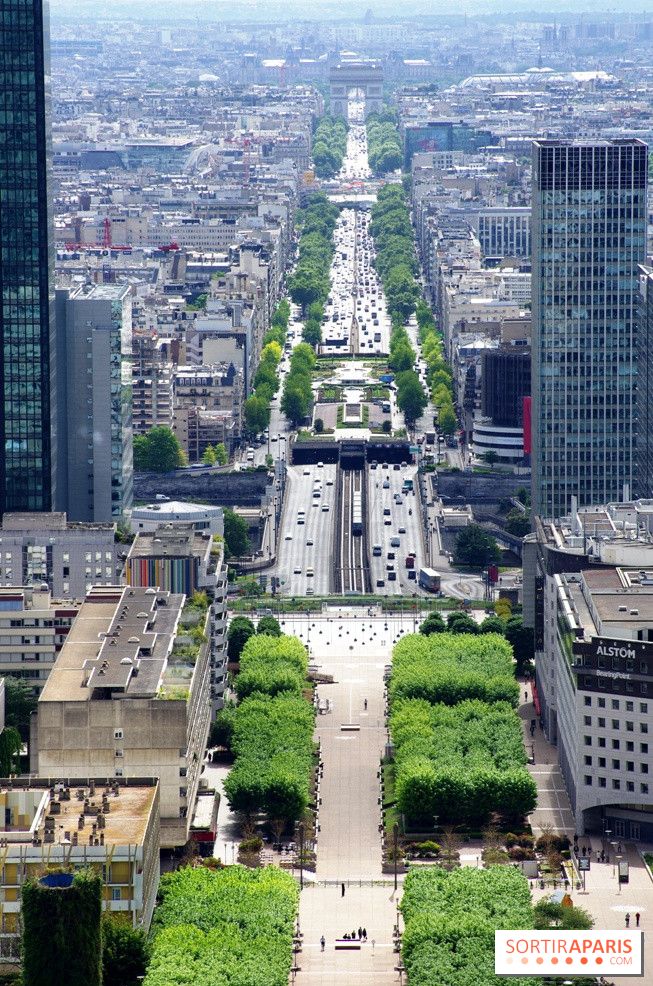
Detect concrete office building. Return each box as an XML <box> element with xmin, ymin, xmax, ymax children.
<box><xmin>636</xmin><ymin>266</ymin><xmax>653</xmax><ymax>499</ymax></box>
<box><xmin>531</xmin><ymin>139</ymin><xmax>648</xmax><ymax>520</ymax></box>
<box><xmin>34</xmin><ymin>585</ymin><xmax>212</xmax><ymax>848</ymax></box>
<box><xmin>524</xmin><ymin>502</ymin><xmax>653</xmax><ymax>838</ymax></box>
<box><xmin>126</xmin><ymin>526</ymin><xmax>228</xmax><ymax>709</ymax></box>
<box><xmin>55</xmin><ymin>284</ymin><xmax>134</xmax><ymax>523</ymax></box>
<box><xmin>0</xmin><ymin>0</ymin><xmax>56</xmax><ymax>513</ymax></box>
<box><xmin>0</xmin><ymin>778</ymin><xmax>160</xmax><ymax>956</ymax></box>
<box><xmin>0</xmin><ymin>512</ymin><xmax>118</xmax><ymax>599</ymax></box>
<box><xmin>0</xmin><ymin>586</ymin><xmax>78</xmax><ymax>693</ymax></box>
<box><xmin>477</xmin><ymin>207</ymin><xmax>531</xmax><ymax>264</ymax></box>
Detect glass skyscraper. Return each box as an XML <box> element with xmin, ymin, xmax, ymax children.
<box><xmin>531</xmin><ymin>139</ymin><xmax>648</xmax><ymax>520</ymax></box>
<box><xmin>636</xmin><ymin>266</ymin><xmax>653</xmax><ymax>499</ymax></box>
<box><xmin>0</xmin><ymin>0</ymin><xmax>56</xmax><ymax>512</ymax></box>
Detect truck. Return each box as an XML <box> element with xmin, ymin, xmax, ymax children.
<box><xmin>419</xmin><ymin>567</ymin><xmax>441</xmax><ymax>593</ymax></box>
<box><xmin>380</xmin><ymin>373</ymin><xmax>394</xmax><ymax>385</ymax></box>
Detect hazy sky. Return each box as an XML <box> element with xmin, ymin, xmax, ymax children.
<box><xmin>50</xmin><ymin>0</ymin><xmax>650</xmax><ymax>22</ymax></box>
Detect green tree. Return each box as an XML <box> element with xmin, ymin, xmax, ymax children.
<box><xmin>201</xmin><ymin>444</ymin><xmax>217</xmax><ymax>465</ymax></box>
<box><xmin>382</xmin><ymin>419</ymin><xmax>392</xmax><ymax>433</ymax></box>
<box><xmin>480</xmin><ymin>616</ymin><xmax>505</xmax><ymax>634</ymax></box>
<box><xmin>533</xmin><ymin>899</ymin><xmax>593</xmax><ymax>930</ymax></box>
<box><xmin>396</xmin><ymin>372</ymin><xmax>427</xmax><ymax>425</ymax></box>
<box><xmin>243</xmin><ymin>395</ymin><xmax>271</xmax><ymax>435</ymax></box>
<box><xmin>483</xmin><ymin>449</ymin><xmax>499</xmax><ymax>466</ymax></box>
<box><xmin>504</xmin><ymin>617</ymin><xmax>535</xmax><ymax>676</ymax></box>
<box><xmin>446</xmin><ymin>612</ymin><xmax>480</xmax><ymax>634</ymax></box>
<box><xmin>227</xmin><ymin>617</ymin><xmax>256</xmax><ymax>662</ymax></box>
<box><xmin>314</xmin><ymin>417</ymin><xmax>324</xmax><ymax>434</ymax></box>
<box><xmin>101</xmin><ymin>914</ymin><xmax>150</xmax><ymax>986</ymax></box>
<box><xmin>223</xmin><ymin>508</ymin><xmax>251</xmax><ymax>559</ymax></box>
<box><xmin>209</xmin><ymin>701</ymin><xmax>237</xmax><ymax>749</ymax></box>
<box><xmin>454</xmin><ymin>524</ymin><xmax>501</xmax><ymax>567</ymax></box>
<box><xmin>419</xmin><ymin>612</ymin><xmax>446</xmax><ymax>635</ymax></box>
<box><xmin>257</xmin><ymin>616</ymin><xmax>282</xmax><ymax>637</ymax></box>
<box><xmin>281</xmin><ymin>386</ymin><xmax>310</xmax><ymax>426</ymax></box>
<box><xmin>0</xmin><ymin>726</ymin><xmax>22</xmax><ymax>775</ymax></box>
<box><xmin>438</xmin><ymin>402</ymin><xmax>457</xmax><ymax>436</ymax></box>
<box><xmin>213</xmin><ymin>442</ymin><xmax>227</xmax><ymax>465</ymax></box>
<box><xmin>302</xmin><ymin>319</ymin><xmax>322</xmax><ymax>348</ymax></box>
<box><xmin>288</xmin><ymin>269</ymin><xmax>323</xmax><ymax>313</ymax></box>
<box><xmin>4</xmin><ymin>676</ymin><xmax>38</xmax><ymax>742</ymax></box>
<box><xmin>505</xmin><ymin>508</ymin><xmax>530</xmax><ymax>537</ymax></box>
<box><xmin>133</xmin><ymin>426</ymin><xmax>185</xmax><ymax>472</ymax></box>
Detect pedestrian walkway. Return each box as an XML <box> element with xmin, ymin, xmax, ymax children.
<box><xmin>520</xmin><ymin>683</ymin><xmax>575</xmax><ymax>837</ymax></box>
<box><xmin>519</xmin><ymin>681</ymin><xmax>653</xmax><ymax>985</ymax></box>
<box><xmin>293</xmin><ymin>617</ymin><xmax>400</xmax><ymax>983</ymax></box>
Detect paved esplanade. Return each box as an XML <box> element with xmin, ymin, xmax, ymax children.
<box><xmin>287</xmin><ymin>611</ymin><xmax>406</xmax><ymax>984</ymax></box>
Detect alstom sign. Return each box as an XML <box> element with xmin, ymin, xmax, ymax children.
<box><xmin>573</xmin><ymin>634</ymin><xmax>653</xmax><ymax>666</ymax></box>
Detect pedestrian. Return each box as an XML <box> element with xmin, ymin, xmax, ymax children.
<box><xmin>581</xmin><ymin>845</ymin><xmax>586</xmax><ymax>857</ymax></box>
<box><xmin>364</xmin><ymin>699</ymin><xmax>368</xmax><ymax>711</ymax></box>
<box><xmin>352</xmin><ymin>930</ymin><xmax>356</xmax><ymax>940</ymax></box>
<box><xmin>363</xmin><ymin>927</ymin><xmax>367</xmax><ymax>940</ymax></box>
<box><xmin>636</xmin><ymin>913</ymin><xmax>641</xmax><ymax>927</ymax></box>
<box><xmin>617</xmin><ymin>842</ymin><xmax>622</xmax><ymax>853</ymax></box>
<box><xmin>525</xmin><ymin>690</ymin><xmax>528</xmax><ymax>701</ymax></box>
<box><xmin>341</xmin><ymin>882</ymin><xmax>345</xmax><ymax>897</ymax></box>
<box><xmin>320</xmin><ymin>936</ymin><xmax>325</xmax><ymax>952</ymax></box>
<box><xmin>625</xmin><ymin>913</ymin><xmax>630</xmax><ymax>928</ymax></box>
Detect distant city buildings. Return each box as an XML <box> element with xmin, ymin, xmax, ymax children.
<box><xmin>0</xmin><ymin>586</ymin><xmax>78</xmax><ymax>693</ymax></box>
<box><xmin>531</xmin><ymin>139</ymin><xmax>648</xmax><ymax>519</ymax></box>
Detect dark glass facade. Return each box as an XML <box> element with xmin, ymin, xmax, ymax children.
<box><xmin>636</xmin><ymin>267</ymin><xmax>653</xmax><ymax>498</ymax></box>
<box><xmin>0</xmin><ymin>0</ymin><xmax>55</xmax><ymax>512</ymax></box>
<box><xmin>531</xmin><ymin>139</ymin><xmax>648</xmax><ymax>520</ymax></box>
<box><xmin>482</xmin><ymin>347</ymin><xmax>531</xmax><ymax>427</ymax></box>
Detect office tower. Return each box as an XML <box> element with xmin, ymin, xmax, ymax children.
<box><xmin>531</xmin><ymin>139</ymin><xmax>648</xmax><ymax>519</ymax></box>
<box><xmin>636</xmin><ymin>266</ymin><xmax>653</xmax><ymax>498</ymax></box>
<box><xmin>0</xmin><ymin>0</ymin><xmax>56</xmax><ymax>512</ymax></box>
<box><xmin>55</xmin><ymin>285</ymin><xmax>133</xmax><ymax>523</ymax></box>
<box><xmin>477</xmin><ymin>208</ymin><xmax>531</xmax><ymax>264</ymax></box>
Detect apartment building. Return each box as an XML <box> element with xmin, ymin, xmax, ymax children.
<box><xmin>173</xmin><ymin>364</ymin><xmax>243</xmax><ymax>461</ymax></box>
<box><xmin>0</xmin><ymin>777</ymin><xmax>160</xmax><ymax>957</ymax></box>
<box><xmin>125</xmin><ymin>525</ymin><xmax>228</xmax><ymax>709</ymax></box>
<box><xmin>0</xmin><ymin>512</ymin><xmax>118</xmax><ymax>600</ymax></box>
<box><xmin>34</xmin><ymin>586</ymin><xmax>211</xmax><ymax>848</ymax></box>
<box><xmin>0</xmin><ymin>587</ymin><xmax>78</xmax><ymax>694</ymax></box>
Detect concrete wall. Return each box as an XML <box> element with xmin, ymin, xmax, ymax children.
<box><xmin>133</xmin><ymin>469</ymin><xmax>270</xmax><ymax>507</ymax></box>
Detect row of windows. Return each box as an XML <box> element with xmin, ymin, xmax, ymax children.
<box><xmin>584</xmin><ymin>777</ymin><xmax>648</xmax><ymax>793</ymax></box>
<box><xmin>584</xmin><ymin>755</ymin><xmax>647</xmax><ymax>772</ymax></box>
<box><xmin>584</xmin><ymin>735</ymin><xmax>648</xmax><ymax>748</ymax></box>
<box><xmin>584</xmin><ymin>697</ymin><xmax>648</xmax><ymax>712</ymax></box>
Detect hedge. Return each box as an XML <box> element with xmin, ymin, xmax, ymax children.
<box><xmin>389</xmin><ymin>633</ymin><xmax>519</xmax><ymax>707</ymax></box>
<box><xmin>391</xmin><ymin>699</ymin><xmax>537</xmax><ymax>826</ymax></box>
<box><xmin>234</xmin><ymin>633</ymin><xmax>308</xmax><ymax>699</ymax></box>
<box><xmin>145</xmin><ymin>866</ymin><xmax>298</xmax><ymax>986</ymax></box>
<box><xmin>223</xmin><ymin>692</ymin><xmax>315</xmax><ymax>821</ymax></box>
<box><xmin>401</xmin><ymin>866</ymin><xmax>541</xmax><ymax>986</ymax></box>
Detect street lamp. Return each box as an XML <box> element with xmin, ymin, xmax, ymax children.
<box><xmin>616</xmin><ymin>855</ymin><xmax>622</xmax><ymax>893</ymax></box>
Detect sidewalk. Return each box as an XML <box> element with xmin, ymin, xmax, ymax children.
<box><xmin>519</xmin><ymin>683</ymin><xmax>653</xmax><ymax>985</ymax></box>
<box><xmin>294</xmin><ymin>616</ymin><xmax>400</xmax><ymax>983</ymax></box>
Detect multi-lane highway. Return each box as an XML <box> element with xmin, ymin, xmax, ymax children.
<box><xmin>367</xmin><ymin>462</ymin><xmax>425</xmax><ymax>596</ymax></box>
<box><xmin>275</xmin><ymin>463</ymin><xmax>337</xmax><ymax>596</ymax></box>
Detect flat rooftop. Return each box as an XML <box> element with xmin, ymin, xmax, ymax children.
<box><xmin>0</xmin><ymin>780</ymin><xmax>157</xmax><ymax>847</ymax></box>
<box><xmin>39</xmin><ymin>586</ymin><xmax>184</xmax><ymax>703</ymax></box>
<box><xmin>128</xmin><ymin>524</ymin><xmax>211</xmax><ymax>560</ymax></box>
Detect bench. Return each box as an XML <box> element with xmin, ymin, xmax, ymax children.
<box><xmin>335</xmin><ymin>941</ymin><xmax>361</xmax><ymax>950</ymax></box>
<box><xmin>340</xmin><ymin>723</ymin><xmax>360</xmax><ymax>732</ymax></box>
